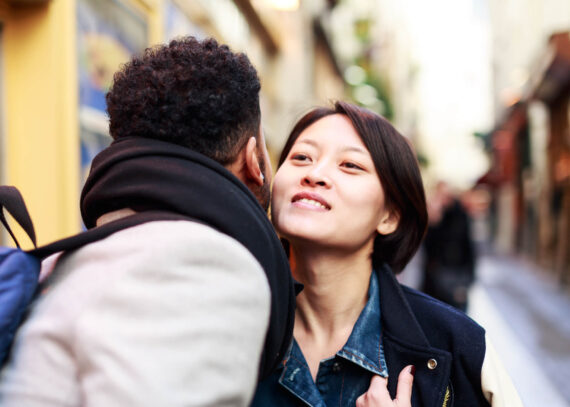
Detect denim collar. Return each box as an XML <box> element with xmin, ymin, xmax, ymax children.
<box><xmin>279</xmin><ymin>269</ymin><xmax>388</xmax><ymax>379</ymax></box>
<box><xmin>337</xmin><ymin>269</ymin><xmax>388</xmax><ymax>376</ymax></box>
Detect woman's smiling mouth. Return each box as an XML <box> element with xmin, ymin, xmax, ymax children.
<box><xmin>291</xmin><ymin>193</ymin><xmax>331</xmax><ymax>210</ymax></box>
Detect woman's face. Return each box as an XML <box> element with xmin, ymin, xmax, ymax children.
<box><xmin>271</xmin><ymin>114</ymin><xmax>397</xmax><ymax>252</ymax></box>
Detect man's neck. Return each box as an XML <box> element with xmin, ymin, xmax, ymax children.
<box><xmin>95</xmin><ymin>208</ymin><xmax>136</xmax><ymax>227</ymax></box>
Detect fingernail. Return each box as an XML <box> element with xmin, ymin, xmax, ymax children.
<box><xmin>409</xmin><ymin>365</ymin><xmax>416</xmax><ymax>376</ymax></box>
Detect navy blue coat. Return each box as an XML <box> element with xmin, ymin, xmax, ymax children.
<box><xmin>378</xmin><ymin>264</ymin><xmax>490</xmax><ymax>406</ymax></box>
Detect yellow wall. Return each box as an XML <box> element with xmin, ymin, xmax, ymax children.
<box><xmin>0</xmin><ymin>0</ymin><xmax>161</xmax><ymax>247</ymax></box>
<box><xmin>2</xmin><ymin>0</ymin><xmax>78</xmax><ymax>246</ymax></box>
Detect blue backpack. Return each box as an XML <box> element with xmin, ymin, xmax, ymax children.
<box><xmin>0</xmin><ymin>186</ymin><xmax>188</xmax><ymax>366</ymax></box>
<box><xmin>0</xmin><ymin>186</ymin><xmax>42</xmax><ymax>365</ymax></box>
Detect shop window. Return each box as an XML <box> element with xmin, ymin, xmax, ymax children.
<box><xmin>164</xmin><ymin>0</ymin><xmax>206</xmax><ymax>41</ymax></box>
<box><xmin>77</xmin><ymin>0</ymin><xmax>148</xmax><ymax>185</ymax></box>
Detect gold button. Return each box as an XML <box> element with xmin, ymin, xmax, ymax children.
<box><xmin>427</xmin><ymin>358</ymin><xmax>438</xmax><ymax>370</ymax></box>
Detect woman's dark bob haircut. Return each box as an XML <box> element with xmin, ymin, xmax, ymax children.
<box><xmin>278</xmin><ymin>101</ymin><xmax>428</xmax><ymax>273</ymax></box>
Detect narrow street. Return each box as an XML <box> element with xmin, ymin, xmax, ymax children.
<box><xmin>399</xmin><ymin>249</ymin><xmax>570</xmax><ymax>407</ymax></box>
<box><xmin>469</xmin><ymin>253</ymin><xmax>570</xmax><ymax>407</ymax></box>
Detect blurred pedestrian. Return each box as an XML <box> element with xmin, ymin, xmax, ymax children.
<box><xmin>0</xmin><ymin>36</ymin><xmax>296</xmax><ymax>407</ymax></box>
<box><xmin>422</xmin><ymin>181</ymin><xmax>476</xmax><ymax>312</ymax></box>
<box><xmin>252</xmin><ymin>102</ymin><xmax>522</xmax><ymax>406</ymax></box>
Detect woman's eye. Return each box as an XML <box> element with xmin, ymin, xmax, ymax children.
<box><xmin>342</xmin><ymin>162</ymin><xmax>364</xmax><ymax>170</ymax></box>
<box><xmin>291</xmin><ymin>153</ymin><xmax>310</xmax><ymax>162</ymax></box>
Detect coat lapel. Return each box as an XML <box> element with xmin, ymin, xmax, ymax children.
<box><xmin>378</xmin><ymin>265</ymin><xmax>452</xmax><ymax>406</ymax></box>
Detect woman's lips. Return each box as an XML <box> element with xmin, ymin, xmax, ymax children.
<box><xmin>291</xmin><ymin>192</ymin><xmax>331</xmax><ymax>210</ymax></box>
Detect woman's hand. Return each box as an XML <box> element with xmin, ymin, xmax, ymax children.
<box><xmin>356</xmin><ymin>365</ymin><xmax>415</xmax><ymax>407</ymax></box>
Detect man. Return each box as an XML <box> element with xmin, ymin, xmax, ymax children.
<box><xmin>0</xmin><ymin>37</ymin><xmax>295</xmax><ymax>406</ymax></box>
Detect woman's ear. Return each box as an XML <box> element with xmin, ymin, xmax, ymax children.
<box><xmin>377</xmin><ymin>210</ymin><xmax>399</xmax><ymax>235</ymax></box>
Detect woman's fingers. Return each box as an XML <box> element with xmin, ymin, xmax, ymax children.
<box><xmin>355</xmin><ymin>375</ymin><xmax>391</xmax><ymax>406</ymax></box>
<box><xmin>395</xmin><ymin>365</ymin><xmax>415</xmax><ymax>404</ymax></box>
<box><xmin>355</xmin><ymin>365</ymin><xmax>415</xmax><ymax>406</ymax></box>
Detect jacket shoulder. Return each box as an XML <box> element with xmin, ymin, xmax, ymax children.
<box><xmin>400</xmin><ymin>285</ymin><xmax>486</xmax><ymax>351</ymax></box>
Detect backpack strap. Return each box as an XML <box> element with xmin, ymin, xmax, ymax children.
<box><xmin>29</xmin><ymin>211</ymin><xmax>191</xmax><ymax>259</ymax></box>
<box><xmin>0</xmin><ymin>186</ymin><xmax>37</xmax><ymax>249</ymax></box>
<box><xmin>0</xmin><ymin>186</ymin><xmax>192</xmax><ymax>259</ymax></box>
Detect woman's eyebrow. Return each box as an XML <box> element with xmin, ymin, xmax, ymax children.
<box><xmin>341</xmin><ymin>146</ymin><xmax>368</xmax><ymax>155</ymax></box>
<box><xmin>295</xmin><ymin>139</ymin><xmax>318</xmax><ymax>148</ymax></box>
<box><xmin>296</xmin><ymin>139</ymin><xmax>368</xmax><ymax>157</ymax></box>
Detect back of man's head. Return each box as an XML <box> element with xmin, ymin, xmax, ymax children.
<box><xmin>106</xmin><ymin>36</ymin><xmax>261</xmax><ymax>166</ymax></box>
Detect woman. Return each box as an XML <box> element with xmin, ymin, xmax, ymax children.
<box><xmin>252</xmin><ymin>102</ymin><xmax>521</xmax><ymax>406</ymax></box>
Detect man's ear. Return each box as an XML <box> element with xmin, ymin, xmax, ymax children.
<box><xmin>377</xmin><ymin>210</ymin><xmax>399</xmax><ymax>235</ymax></box>
<box><xmin>244</xmin><ymin>136</ymin><xmax>264</xmax><ymax>186</ymax></box>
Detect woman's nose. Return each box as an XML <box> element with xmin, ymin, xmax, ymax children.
<box><xmin>301</xmin><ymin>165</ymin><xmax>331</xmax><ymax>187</ymax></box>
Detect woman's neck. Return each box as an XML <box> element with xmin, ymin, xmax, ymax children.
<box><xmin>290</xmin><ymin>244</ymin><xmax>373</xmax><ymax>379</ymax></box>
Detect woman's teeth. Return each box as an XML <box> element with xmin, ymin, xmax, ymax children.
<box><xmin>298</xmin><ymin>198</ymin><xmax>327</xmax><ymax>209</ymax></box>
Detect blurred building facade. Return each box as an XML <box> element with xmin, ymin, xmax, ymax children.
<box><xmin>326</xmin><ymin>0</ymin><xmax>494</xmax><ymax>191</ymax></box>
<box><xmin>0</xmin><ymin>0</ymin><xmax>347</xmax><ymax>245</ymax></box>
<box><xmin>483</xmin><ymin>0</ymin><xmax>570</xmax><ymax>286</ymax></box>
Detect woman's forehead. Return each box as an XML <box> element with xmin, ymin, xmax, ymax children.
<box><xmin>296</xmin><ymin>115</ymin><xmax>365</xmax><ymax>148</ymax></box>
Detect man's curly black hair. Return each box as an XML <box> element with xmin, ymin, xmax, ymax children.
<box><xmin>106</xmin><ymin>36</ymin><xmax>261</xmax><ymax>165</ymax></box>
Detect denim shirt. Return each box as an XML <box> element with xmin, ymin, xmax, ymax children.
<box><xmin>251</xmin><ymin>270</ymin><xmax>388</xmax><ymax>407</ymax></box>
